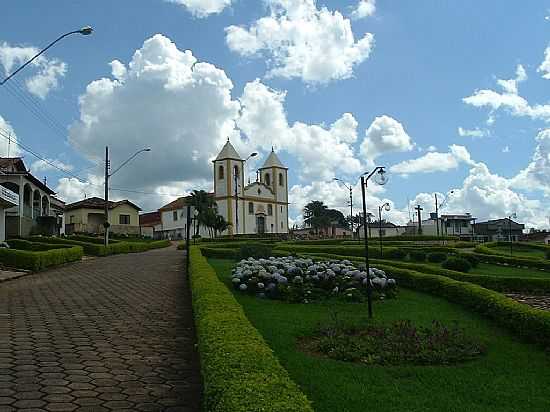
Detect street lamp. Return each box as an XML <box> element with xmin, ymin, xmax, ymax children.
<box><xmin>192</xmin><ymin>209</ymin><xmax>200</xmax><ymax>244</ymax></box>
<box><xmin>104</xmin><ymin>147</ymin><xmax>151</xmax><ymax>246</ymax></box>
<box><xmin>1</xmin><ymin>26</ymin><xmax>93</xmax><ymax>85</ymax></box>
<box><xmin>333</xmin><ymin>178</ymin><xmax>356</xmax><ymax>239</ymax></box>
<box><xmin>360</xmin><ymin>167</ymin><xmax>388</xmax><ymax>318</ymax></box>
<box><xmin>378</xmin><ymin>202</ymin><xmax>391</xmax><ymax>257</ymax></box>
<box><xmin>436</xmin><ymin>190</ymin><xmax>454</xmax><ymax>242</ymax></box>
<box><xmin>508</xmin><ymin>212</ymin><xmax>517</xmax><ymax>256</ymax></box>
<box><xmin>234</xmin><ymin>152</ymin><xmax>257</xmax><ymax>235</ymax></box>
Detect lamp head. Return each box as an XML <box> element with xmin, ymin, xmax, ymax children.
<box><xmin>383</xmin><ymin>203</ymin><xmax>391</xmax><ymax>212</ymax></box>
<box><xmin>373</xmin><ymin>168</ymin><xmax>388</xmax><ymax>186</ymax></box>
<box><xmin>250</xmin><ymin>152</ymin><xmax>258</xmax><ymax>157</ymax></box>
<box><xmin>143</xmin><ymin>148</ymin><xmax>152</xmax><ymax>152</ymax></box>
<box><xmin>510</xmin><ymin>212</ymin><xmax>517</xmax><ymax>219</ymax></box>
<box><xmin>79</xmin><ymin>26</ymin><xmax>93</xmax><ymax>35</ymax></box>
<box><xmin>193</xmin><ymin>209</ymin><xmax>199</xmax><ymax>217</ymax></box>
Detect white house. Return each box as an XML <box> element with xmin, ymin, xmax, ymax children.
<box><xmin>357</xmin><ymin>221</ymin><xmax>407</xmax><ymax>239</ymax></box>
<box><xmin>407</xmin><ymin>212</ymin><xmax>476</xmax><ymax>239</ymax></box>
<box><xmin>158</xmin><ymin>197</ymin><xmax>211</xmax><ymax>240</ymax></box>
<box><xmin>213</xmin><ymin>140</ymin><xmax>289</xmax><ymax>235</ymax></box>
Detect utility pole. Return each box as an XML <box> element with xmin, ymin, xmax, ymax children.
<box><xmin>104</xmin><ymin>146</ymin><xmax>110</xmax><ymax>246</ymax></box>
<box><xmin>349</xmin><ymin>186</ymin><xmax>353</xmax><ymax>239</ymax></box>
<box><xmin>415</xmin><ymin>205</ymin><xmax>423</xmax><ymax>235</ymax></box>
<box><xmin>434</xmin><ymin>194</ymin><xmax>440</xmax><ymax>239</ymax></box>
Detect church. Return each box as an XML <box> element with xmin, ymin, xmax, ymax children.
<box><xmin>213</xmin><ymin>140</ymin><xmax>289</xmax><ymax>235</ymax></box>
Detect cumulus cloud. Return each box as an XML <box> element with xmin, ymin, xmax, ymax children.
<box><xmin>463</xmin><ymin>64</ymin><xmax>550</xmax><ymax>123</ymax></box>
<box><xmin>390</xmin><ymin>145</ymin><xmax>475</xmax><ymax>175</ymax></box>
<box><xmin>31</xmin><ymin>158</ymin><xmax>73</xmax><ymax>174</ymax></box>
<box><xmin>225</xmin><ymin>0</ymin><xmax>375</xmax><ymax>84</ymax></box>
<box><xmin>538</xmin><ymin>45</ymin><xmax>550</xmax><ymax>79</ymax></box>
<box><xmin>457</xmin><ymin>127</ymin><xmax>489</xmax><ymax>138</ymax></box>
<box><xmin>238</xmin><ymin>80</ymin><xmax>362</xmax><ymax>180</ymax></box>
<box><xmin>0</xmin><ymin>42</ymin><xmax>66</xmax><ymax>99</ymax></box>
<box><xmin>511</xmin><ymin>128</ymin><xmax>550</xmax><ymax>194</ymax></box>
<box><xmin>360</xmin><ymin>115</ymin><xmax>414</xmax><ymax>163</ymax></box>
<box><xmin>351</xmin><ymin>0</ymin><xmax>376</xmax><ymax>19</ymax></box>
<box><xmin>165</xmin><ymin>0</ymin><xmax>233</xmax><ymax>17</ymax></box>
<box><xmin>0</xmin><ymin>115</ymin><xmax>20</xmax><ymax>157</ymax></box>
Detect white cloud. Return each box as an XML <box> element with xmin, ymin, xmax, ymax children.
<box><xmin>390</xmin><ymin>145</ymin><xmax>475</xmax><ymax>175</ymax></box>
<box><xmin>238</xmin><ymin>79</ymin><xmax>362</xmax><ymax>181</ymax></box>
<box><xmin>457</xmin><ymin>127</ymin><xmax>489</xmax><ymax>138</ymax></box>
<box><xmin>0</xmin><ymin>115</ymin><xmax>21</xmax><ymax>157</ymax></box>
<box><xmin>0</xmin><ymin>42</ymin><xmax>66</xmax><ymax>99</ymax></box>
<box><xmin>225</xmin><ymin>0</ymin><xmax>375</xmax><ymax>84</ymax></box>
<box><xmin>31</xmin><ymin>158</ymin><xmax>73</xmax><ymax>173</ymax></box>
<box><xmin>502</xmin><ymin>145</ymin><xmax>510</xmax><ymax>153</ymax></box>
<box><xmin>351</xmin><ymin>0</ymin><xmax>376</xmax><ymax>19</ymax></box>
<box><xmin>165</xmin><ymin>0</ymin><xmax>233</xmax><ymax>17</ymax></box>
<box><xmin>360</xmin><ymin>115</ymin><xmax>414</xmax><ymax>162</ymax></box>
<box><xmin>538</xmin><ymin>45</ymin><xmax>550</xmax><ymax>79</ymax></box>
<box><xmin>426</xmin><ymin>145</ymin><xmax>437</xmax><ymax>152</ymax></box>
<box><xmin>511</xmin><ymin>128</ymin><xmax>550</xmax><ymax>194</ymax></box>
<box><xmin>463</xmin><ymin>64</ymin><xmax>550</xmax><ymax>123</ymax></box>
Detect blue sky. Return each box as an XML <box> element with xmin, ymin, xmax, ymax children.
<box><xmin>0</xmin><ymin>0</ymin><xmax>549</xmax><ymax>228</ymax></box>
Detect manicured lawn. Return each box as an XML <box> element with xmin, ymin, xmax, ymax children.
<box><xmin>491</xmin><ymin>246</ymin><xmax>546</xmax><ymax>259</ymax></box>
<box><xmin>208</xmin><ymin>258</ymin><xmax>550</xmax><ymax>412</ymax></box>
<box><xmin>421</xmin><ymin>261</ymin><xmax>550</xmax><ymax>279</ymax></box>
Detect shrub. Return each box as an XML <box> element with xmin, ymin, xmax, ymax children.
<box><xmin>462</xmin><ymin>254</ymin><xmax>479</xmax><ymax>268</ymax></box>
<box><xmin>189</xmin><ymin>247</ymin><xmax>313</xmax><ymax>412</ymax></box>
<box><xmin>382</xmin><ymin>248</ymin><xmax>407</xmax><ymax>260</ymax></box>
<box><xmin>200</xmin><ymin>247</ymin><xmax>240</xmax><ymax>260</ymax></box>
<box><xmin>0</xmin><ymin>245</ymin><xmax>83</xmax><ymax>271</ymax></box>
<box><xmin>239</xmin><ymin>243</ymin><xmax>273</xmax><ymax>259</ymax></box>
<box><xmin>442</xmin><ymin>257</ymin><xmax>471</xmax><ymax>273</ymax></box>
<box><xmin>409</xmin><ymin>250</ymin><xmax>427</xmax><ymax>262</ymax></box>
<box><xmin>546</xmin><ymin>249</ymin><xmax>550</xmax><ymax>260</ymax></box>
<box><xmin>427</xmin><ymin>252</ymin><xmax>447</xmax><ymax>263</ymax></box>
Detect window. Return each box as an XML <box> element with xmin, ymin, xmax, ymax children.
<box><xmin>119</xmin><ymin>214</ymin><xmax>130</xmax><ymax>225</ymax></box>
<box><xmin>265</xmin><ymin>173</ymin><xmax>271</xmax><ymax>186</ymax></box>
<box><xmin>173</xmin><ymin>211</ymin><xmax>178</xmax><ymax>221</ymax></box>
<box><xmin>234</xmin><ymin>165</ymin><xmax>239</xmax><ymax>178</ymax></box>
<box><xmin>249</xmin><ymin>202</ymin><xmax>254</xmax><ymax>214</ymax></box>
<box><xmin>281</xmin><ymin>221</ymin><xmax>283</xmax><ymax>229</ymax></box>
<box><xmin>280</xmin><ymin>206</ymin><xmax>283</xmax><ymax>213</ymax></box>
<box><xmin>69</xmin><ymin>215</ymin><xmax>75</xmax><ymax>224</ymax></box>
<box><xmin>218</xmin><ymin>165</ymin><xmax>224</xmax><ymax>179</ymax></box>
<box><xmin>279</xmin><ymin>173</ymin><xmax>283</xmax><ymax>186</ymax></box>
<box><xmin>268</xmin><ymin>204</ymin><xmax>273</xmax><ymax>216</ymax></box>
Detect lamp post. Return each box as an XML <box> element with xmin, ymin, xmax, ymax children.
<box><xmin>104</xmin><ymin>146</ymin><xmax>151</xmax><ymax>246</ymax></box>
<box><xmin>1</xmin><ymin>27</ymin><xmax>93</xmax><ymax>85</ymax></box>
<box><xmin>360</xmin><ymin>167</ymin><xmax>388</xmax><ymax>318</ymax></box>
<box><xmin>378</xmin><ymin>202</ymin><xmax>390</xmax><ymax>257</ymax></box>
<box><xmin>234</xmin><ymin>152</ymin><xmax>257</xmax><ymax>235</ymax></box>
<box><xmin>333</xmin><ymin>178</ymin><xmax>355</xmax><ymax>239</ymax></box>
<box><xmin>192</xmin><ymin>209</ymin><xmax>199</xmax><ymax>244</ymax></box>
<box><xmin>508</xmin><ymin>212</ymin><xmax>517</xmax><ymax>256</ymax></box>
<box><xmin>437</xmin><ymin>190</ymin><xmax>454</xmax><ymax>244</ymax></box>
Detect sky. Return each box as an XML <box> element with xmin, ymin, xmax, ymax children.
<box><xmin>0</xmin><ymin>0</ymin><xmax>549</xmax><ymax>229</ymax></box>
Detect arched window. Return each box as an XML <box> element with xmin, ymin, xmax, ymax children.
<box><xmin>279</xmin><ymin>173</ymin><xmax>284</xmax><ymax>186</ymax></box>
<box><xmin>218</xmin><ymin>165</ymin><xmax>224</xmax><ymax>180</ymax></box>
<box><xmin>248</xmin><ymin>202</ymin><xmax>254</xmax><ymax>214</ymax></box>
<box><xmin>265</xmin><ymin>173</ymin><xmax>271</xmax><ymax>186</ymax></box>
<box><xmin>234</xmin><ymin>165</ymin><xmax>239</xmax><ymax>178</ymax></box>
<box><xmin>268</xmin><ymin>204</ymin><xmax>273</xmax><ymax>216</ymax></box>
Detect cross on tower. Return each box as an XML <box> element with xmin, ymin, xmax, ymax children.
<box><xmin>415</xmin><ymin>205</ymin><xmax>423</xmax><ymax>235</ymax></box>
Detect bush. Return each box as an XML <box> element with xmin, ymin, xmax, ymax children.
<box><xmin>468</xmin><ymin>251</ymin><xmax>550</xmax><ymax>271</ymax></box>
<box><xmin>546</xmin><ymin>249</ymin><xmax>550</xmax><ymax>260</ymax></box>
<box><xmin>427</xmin><ymin>252</ymin><xmax>448</xmax><ymax>263</ymax></box>
<box><xmin>462</xmin><ymin>254</ymin><xmax>479</xmax><ymax>268</ymax></box>
<box><xmin>189</xmin><ymin>247</ymin><xmax>313</xmax><ymax>412</ymax></box>
<box><xmin>442</xmin><ymin>257</ymin><xmax>471</xmax><ymax>273</ymax></box>
<box><xmin>0</xmin><ymin>245</ymin><xmax>83</xmax><ymax>271</ymax></box>
<box><xmin>409</xmin><ymin>250</ymin><xmax>427</xmax><ymax>262</ymax></box>
<box><xmin>200</xmin><ymin>247</ymin><xmax>241</xmax><ymax>260</ymax></box>
<box><xmin>382</xmin><ymin>248</ymin><xmax>407</xmax><ymax>260</ymax></box>
<box><xmin>239</xmin><ymin>243</ymin><xmax>273</xmax><ymax>259</ymax></box>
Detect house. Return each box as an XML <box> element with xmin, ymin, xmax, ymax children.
<box><xmin>157</xmin><ymin>196</ymin><xmax>211</xmax><ymax>240</ymax></box>
<box><xmin>0</xmin><ymin>157</ymin><xmax>60</xmax><ymax>239</ymax></box>
<box><xmin>357</xmin><ymin>220</ymin><xmax>407</xmax><ymax>239</ymax></box>
<box><xmin>139</xmin><ymin>211</ymin><xmax>162</xmax><ymax>239</ymax></box>
<box><xmin>545</xmin><ymin>235</ymin><xmax>550</xmax><ymax>245</ymax></box>
<box><xmin>475</xmin><ymin>218</ymin><xmax>525</xmax><ymax>242</ymax></box>
<box><xmin>407</xmin><ymin>213</ymin><xmax>476</xmax><ymax>240</ymax></box>
<box><xmin>64</xmin><ymin>197</ymin><xmax>141</xmax><ymax>236</ymax></box>
<box><xmin>213</xmin><ymin>140</ymin><xmax>289</xmax><ymax>235</ymax></box>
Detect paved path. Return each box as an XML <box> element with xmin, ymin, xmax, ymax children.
<box><xmin>0</xmin><ymin>246</ymin><xmax>202</xmax><ymax>411</ymax></box>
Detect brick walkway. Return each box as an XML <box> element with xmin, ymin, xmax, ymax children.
<box><xmin>0</xmin><ymin>246</ymin><xmax>202</xmax><ymax>411</ymax></box>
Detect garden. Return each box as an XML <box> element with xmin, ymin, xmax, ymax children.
<box><xmin>188</xmin><ymin>238</ymin><xmax>550</xmax><ymax>412</ymax></box>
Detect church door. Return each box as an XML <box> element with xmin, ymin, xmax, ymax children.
<box><xmin>256</xmin><ymin>216</ymin><xmax>266</xmax><ymax>234</ymax></box>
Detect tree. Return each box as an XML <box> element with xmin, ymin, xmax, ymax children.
<box><xmin>189</xmin><ymin>190</ymin><xmax>215</xmax><ymax>237</ymax></box>
<box><xmin>303</xmin><ymin>201</ymin><xmax>331</xmax><ymax>234</ymax></box>
<box><xmin>213</xmin><ymin>215</ymin><xmax>231</xmax><ymax>237</ymax></box>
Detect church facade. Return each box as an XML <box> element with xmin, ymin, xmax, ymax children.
<box><xmin>213</xmin><ymin>140</ymin><xmax>289</xmax><ymax>235</ymax></box>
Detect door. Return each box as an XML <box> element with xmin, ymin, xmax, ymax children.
<box><xmin>256</xmin><ymin>216</ymin><xmax>266</xmax><ymax>234</ymax></box>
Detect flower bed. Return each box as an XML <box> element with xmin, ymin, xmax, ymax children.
<box><xmin>231</xmin><ymin>256</ymin><xmax>396</xmax><ymax>303</ymax></box>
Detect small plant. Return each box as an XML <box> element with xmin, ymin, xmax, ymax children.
<box><xmin>442</xmin><ymin>256</ymin><xmax>472</xmax><ymax>273</ymax></box>
<box><xmin>427</xmin><ymin>252</ymin><xmax>447</xmax><ymax>263</ymax></box>
<box><xmin>239</xmin><ymin>242</ymin><xmax>273</xmax><ymax>259</ymax></box>
<box><xmin>409</xmin><ymin>250</ymin><xmax>427</xmax><ymax>262</ymax></box>
<box><xmin>383</xmin><ymin>248</ymin><xmax>407</xmax><ymax>260</ymax></box>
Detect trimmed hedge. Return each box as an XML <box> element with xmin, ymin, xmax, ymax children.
<box><xmin>7</xmin><ymin>239</ymin><xmax>74</xmax><ymax>251</ymax></box>
<box><xmin>189</xmin><ymin>247</ymin><xmax>313</xmax><ymax>412</ymax></box>
<box><xmin>0</xmin><ymin>245</ymin><xmax>83</xmax><ymax>271</ymax></box>
<box><xmin>427</xmin><ymin>252</ymin><xmax>447</xmax><ymax>263</ymax></box>
<box><xmin>466</xmin><ymin>251</ymin><xmax>550</xmax><ymax>271</ymax></box>
<box><xmin>442</xmin><ymin>256</ymin><xmax>471</xmax><ymax>273</ymax></box>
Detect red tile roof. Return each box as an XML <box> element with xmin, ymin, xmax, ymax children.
<box><xmin>65</xmin><ymin>197</ymin><xmax>141</xmax><ymax>211</ymax></box>
<box><xmin>139</xmin><ymin>211</ymin><xmax>161</xmax><ymax>226</ymax></box>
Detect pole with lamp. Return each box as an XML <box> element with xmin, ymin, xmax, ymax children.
<box><xmin>234</xmin><ymin>152</ymin><xmax>257</xmax><ymax>235</ymax></box>
<box><xmin>436</xmin><ymin>190</ymin><xmax>454</xmax><ymax>243</ymax></box>
<box><xmin>104</xmin><ymin>147</ymin><xmax>151</xmax><ymax>246</ymax></box>
<box><xmin>508</xmin><ymin>212</ymin><xmax>517</xmax><ymax>256</ymax></box>
<box><xmin>360</xmin><ymin>167</ymin><xmax>388</xmax><ymax>319</ymax></box>
<box><xmin>1</xmin><ymin>27</ymin><xmax>93</xmax><ymax>85</ymax></box>
<box><xmin>333</xmin><ymin>178</ymin><xmax>355</xmax><ymax>239</ymax></box>
<box><xmin>378</xmin><ymin>202</ymin><xmax>390</xmax><ymax>257</ymax></box>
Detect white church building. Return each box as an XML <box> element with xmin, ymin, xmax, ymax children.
<box><xmin>213</xmin><ymin>140</ymin><xmax>289</xmax><ymax>235</ymax></box>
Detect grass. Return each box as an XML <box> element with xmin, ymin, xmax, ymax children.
<box><xmin>208</xmin><ymin>257</ymin><xmax>550</xmax><ymax>412</ymax></box>
<box><xmin>421</xmin><ymin>261</ymin><xmax>550</xmax><ymax>279</ymax></box>
<box><xmin>491</xmin><ymin>246</ymin><xmax>547</xmax><ymax>260</ymax></box>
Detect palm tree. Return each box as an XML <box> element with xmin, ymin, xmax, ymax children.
<box><xmin>189</xmin><ymin>190</ymin><xmax>215</xmax><ymax>237</ymax></box>
<box><xmin>213</xmin><ymin>215</ymin><xmax>231</xmax><ymax>237</ymax></box>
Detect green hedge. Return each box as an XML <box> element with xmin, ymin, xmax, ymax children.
<box><xmin>466</xmin><ymin>251</ymin><xmax>550</xmax><ymax>271</ymax></box>
<box><xmin>0</xmin><ymin>245</ymin><xmax>83</xmax><ymax>271</ymax></box>
<box><xmin>189</xmin><ymin>247</ymin><xmax>313</xmax><ymax>412</ymax></box>
<box><xmin>7</xmin><ymin>239</ymin><xmax>74</xmax><ymax>251</ymax></box>
<box><xmin>199</xmin><ymin>246</ymin><xmax>241</xmax><ymax>260</ymax></box>
<box><xmin>66</xmin><ymin>235</ymin><xmax>120</xmax><ymax>244</ymax></box>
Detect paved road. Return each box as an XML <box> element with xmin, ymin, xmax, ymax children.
<box><xmin>0</xmin><ymin>246</ymin><xmax>202</xmax><ymax>411</ymax></box>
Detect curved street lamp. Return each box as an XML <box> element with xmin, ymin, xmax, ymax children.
<box><xmin>360</xmin><ymin>167</ymin><xmax>388</xmax><ymax>318</ymax></box>
<box><xmin>378</xmin><ymin>202</ymin><xmax>391</xmax><ymax>256</ymax></box>
<box><xmin>508</xmin><ymin>212</ymin><xmax>518</xmax><ymax>256</ymax></box>
<box><xmin>1</xmin><ymin>27</ymin><xmax>93</xmax><ymax>85</ymax></box>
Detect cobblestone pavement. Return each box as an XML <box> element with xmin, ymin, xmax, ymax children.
<box><xmin>0</xmin><ymin>246</ymin><xmax>202</xmax><ymax>411</ymax></box>
<box><xmin>506</xmin><ymin>293</ymin><xmax>550</xmax><ymax>311</ymax></box>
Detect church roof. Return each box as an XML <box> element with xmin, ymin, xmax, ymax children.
<box><xmin>214</xmin><ymin>140</ymin><xmax>242</xmax><ymax>161</ymax></box>
<box><xmin>259</xmin><ymin>148</ymin><xmax>287</xmax><ymax>169</ymax></box>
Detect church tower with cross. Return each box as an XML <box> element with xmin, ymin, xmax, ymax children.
<box><xmin>213</xmin><ymin>140</ymin><xmax>289</xmax><ymax>235</ymax></box>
